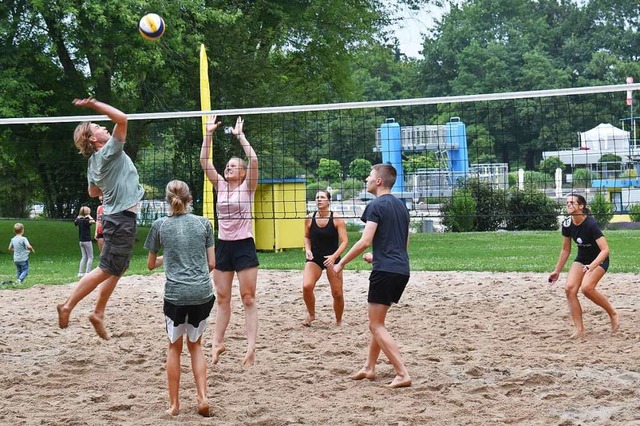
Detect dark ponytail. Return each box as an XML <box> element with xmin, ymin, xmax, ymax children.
<box><xmin>569</xmin><ymin>193</ymin><xmax>590</xmax><ymax>215</ymax></box>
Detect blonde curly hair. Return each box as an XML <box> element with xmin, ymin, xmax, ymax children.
<box><xmin>73</xmin><ymin>122</ymin><xmax>96</xmax><ymax>157</ymax></box>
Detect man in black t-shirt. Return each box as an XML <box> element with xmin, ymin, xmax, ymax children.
<box><xmin>335</xmin><ymin>164</ymin><xmax>411</xmax><ymax>388</ymax></box>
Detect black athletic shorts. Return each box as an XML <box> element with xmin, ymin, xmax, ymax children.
<box><xmin>368</xmin><ymin>270</ymin><xmax>409</xmax><ymax>306</ymax></box>
<box><xmin>306</xmin><ymin>254</ymin><xmax>341</xmax><ymax>270</ymax></box>
<box><xmin>163</xmin><ymin>296</ymin><xmax>215</xmax><ymax>343</ymax></box>
<box><xmin>215</xmin><ymin>237</ymin><xmax>260</xmax><ymax>272</ymax></box>
<box><xmin>576</xmin><ymin>257</ymin><xmax>610</xmax><ymax>272</ymax></box>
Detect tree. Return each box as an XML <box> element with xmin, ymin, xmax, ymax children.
<box><xmin>597</xmin><ymin>153</ymin><xmax>623</xmax><ymax>174</ymax></box>
<box><xmin>466</xmin><ymin>178</ymin><xmax>506</xmax><ymax>231</ymax></box>
<box><xmin>402</xmin><ymin>153</ymin><xmax>438</xmax><ymax>173</ymax></box>
<box><xmin>539</xmin><ymin>156</ymin><xmax>565</xmax><ymax>176</ymax></box>
<box><xmin>349</xmin><ymin>158</ymin><xmax>373</xmax><ymax>181</ymax></box>
<box><xmin>506</xmin><ymin>188</ymin><xmax>559</xmax><ymax>230</ymax></box>
<box><xmin>572</xmin><ymin>168</ymin><xmax>594</xmax><ymax>188</ymax></box>
<box><xmin>590</xmin><ymin>192</ymin><xmax>614</xmax><ymax>228</ymax></box>
<box><xmin>0</xmin><ymin>0</ymin><xmax>429</xmax><ymax>217</ymax></box>
<box><xmin>441</xmin><ymin>189</ymin><xmax>476</xmax><ymax>232</ymax></box>
<box><xmin>316</xmin><ymin>158</ymin><xmax>342</xmax><ymax>182</ymax></box>
<box><xmin>350</xmin><ymin>44</ymin><xmax>421</xmax><ymax>101</ymax></box>
<box><xmin>416</xmin><ymin>0</ymin><xmax>635</xmax><ymax>173</ymax></box>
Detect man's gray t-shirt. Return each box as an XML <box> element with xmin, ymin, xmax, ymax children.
<box><xmin>361</xmin><ymin>194</ymin><xmax>410</xmax><ymax>276</ymax></box>
<box><xmin>10</xmin><ymin>235</ymin><xmax>31</xmax><ymax>262</ymax></box>
<box><xmin>87</xmin><ymin>136</ymin><xmax>145</xmax><ymax>215</ymax></box>
<box><xmin>144</xmin><ymin>214</ymin><xmax>214</xmax><ymax>305</ymax></box>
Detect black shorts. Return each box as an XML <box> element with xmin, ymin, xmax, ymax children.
<box><xmin>100</xmin><ymin>211</ymin><xmax>137</xmax><ymax>276</ymax></box>
<box><xmin>576</xmin><ymin>257</ymin><xmax>610</xmax><ymax>272</ymax></box>
<box><xmin>215</xmin><ymin>237</ymin><xmax>260</xmax><ymax>272</ymax></box>
<box><xmin>164</xmin><ymin>296</ymin><xmax>215</xmax><ymax>343</ymax></box>
<box><xmin>306</xmin><ymin>254</ymin><xmax>341</xmax><ymax>270</ymax></box>
<box><xmin>368</xmin><ymin>270</ymin><xmax>409</xmax><ymax>306</ymax></box>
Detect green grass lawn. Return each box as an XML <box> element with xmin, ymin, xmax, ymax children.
<box><xmin>1</xmin><ymin>219</ymin><xmax>639</xmax><ymax>288</ymax></box>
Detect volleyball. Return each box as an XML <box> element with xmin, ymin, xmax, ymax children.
<box><xmin>138</xmin><ymin>13</ymin><xmax>165</xmax><ymax>41</ymax></box>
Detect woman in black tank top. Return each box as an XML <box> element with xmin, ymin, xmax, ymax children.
<box><xmin>302</xmin><ymin>190</ymin><xmax>348</xmax><ymax>326</ymax></box>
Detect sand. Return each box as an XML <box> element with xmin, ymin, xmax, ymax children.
<box><xmin>0</xmin><ymin>270</ymin><xmax>639</xmax><ymax>425</ymax></box>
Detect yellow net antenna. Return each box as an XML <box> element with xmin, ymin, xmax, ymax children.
<box><xmin>200</xmin><ymin>44</ymin><xmax>215</xmax><ymax>223</ymax></box>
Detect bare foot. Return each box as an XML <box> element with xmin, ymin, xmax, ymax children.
<box><xmin>350</xmin><ymin>368</ymin><xmax>376</xmax><ymax>381</ymax></box>
<box><xmin>302</xmin><ymin>315</ymin><xmax>315</xmax><ymax>327</ymax></box>
<box><xmin>388</xmin><ymin>375</ymin><xmax>412</xmax><ymax>388</ymax></box>
<box><xmin>242</xmin><ymin>348</ymin><xmax>256</xmax><ymax>367</ymax></box>
<box><xmin>569</xmin><ymin>330</ymin><xmax>585</xmax><ymax>340</ymax></box>
<box><xmin>57</xmin><ymin>304</ymin><xmax>70</xmax><ymax>329</ymax></box>
<box><xmin>88</xmin><ymin>313</ymin><xmax>110</xmax><ymax>340</ymax></box>
<box><xmin>197</xmin><ymin>398</ymin><xmax>211</xmax><ymax>417</ymax></box>
<box><xmin>165</xmin><ymin>405</ymin><xmax>179</xmax><ymax>417</ymax></box>
<box><xmin>211</xmin><ymin>345</ymin><xmax>226</xmax><ymax>364</ymax></box>
<box><xmin>611</xmin><ymin>312</ymin><xmax>620</xmax><ymax>333</ymax></box>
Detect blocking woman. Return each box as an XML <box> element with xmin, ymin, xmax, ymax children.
<box><xmin>200</xmin><ymin>115</ymin><xmax>260</xmax><ymax>366</ymax></box>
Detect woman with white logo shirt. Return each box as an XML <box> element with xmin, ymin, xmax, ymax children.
<box><xmin>548</xmin><ymin>193</ymin><xmax>619</xmax><ymax>338</ymax></box>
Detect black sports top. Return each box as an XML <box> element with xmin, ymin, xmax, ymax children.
<box><xmin>561</xmin><ymin>215</ymin><xmax>607</xmax><ymax>265</ymax></box>
<box><xmin>309</xmin><ymin>211</ymin><xmax>339</xmax><ymax>258</ymax></box>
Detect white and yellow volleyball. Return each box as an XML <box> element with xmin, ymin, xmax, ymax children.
<box><xmin>138</xmin><ymin>13</ymin><xmax>165</xmax><ymax>41</ymax></box>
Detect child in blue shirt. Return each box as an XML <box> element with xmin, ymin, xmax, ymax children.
<box><xmin>8</xmin><ymin>223</ymin><xmax>35</xmax><ymax>284</ymax></box>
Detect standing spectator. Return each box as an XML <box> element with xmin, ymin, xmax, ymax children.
<box><xmin>74</xmin><ymin>206</ymin><xmax>95</xmax><ymax>277</ymax></box>
<box><xmin>8</xmin><ymin>223</ymin><xmax>35</xmax><ymax>284</ymax></box>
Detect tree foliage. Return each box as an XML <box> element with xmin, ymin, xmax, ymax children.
<box><xmin>316</xmin><ymin>158</ymin><xmax>342</xmax><ymax>182</ymax></box>
<box><xmin>590</xmin><ymin>192</ymin><xmax>614</xmax><ymax>228</ymax></box>
<box><xmin>418</xmin><ymin>0</ymin><xmax>640</xmax><ymax>170</ymax></box>
<box><xmin>0</xmin><ymin>0</ymin><xmax>426</xmax><ymax>217</ymax></box>
<box><xmin>538</xmin><ymin>156</ymin><xmax>565</xmax><ymax>176</ymax></box>
<box><xmin>597</xmin><ymin>153</ymin><xmax>623</xmax><ymax>173</ymax></box>
<box><xmin>402</xmin><ymin>153</ymin><xmax>438</xmax><ymax>173</ymax></box>
<box><xmin>572</xmin><ymin>168</ymin><xmax>594</xmax><ymax>188</ymax></box>
<box><xmin>441</xmin><ymin>189</ymin><xmax>476</xmax><ymax>232</ymax></box>
<box><xmin>506</xmin><ymin>188</ymin><xmax>559</xmax><ymax>231</ymax></box>
<box><xmin>3</xmin><ymin>0</ymin><xmax>640</xmax><ymax>224</ymax></box>
<box><xmin>466</xmin><ymin>178</ymin><xmax>507</xmax><ymax>231</ymax></box>
<box><xmin>349</xmin><ymin>158</ymin><xmax>373</xmax><ymax>181</ymax></box>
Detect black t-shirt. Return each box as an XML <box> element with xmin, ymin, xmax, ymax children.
<box><xmin>561</xmin><ymin>215</ymin><xmax>607</xmax><ymax>264</ymax></box>
<box><xmin>74</xmin><ymin>217</ymin><xmax>93</xmax><ymax>242</ymax></box>
<box><xmin>361</xmin><ymin>194</ymin><xmax>410</xmax><ymax>276</ymax></box>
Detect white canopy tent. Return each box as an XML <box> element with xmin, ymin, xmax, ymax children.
<box><xmin>579</xmin><ymin>123</ymin><xmax>629</xmax><ymax>152</ymax></box>
<box><xmin>542</xmin><ymin>123</ymin><xmax>634</xmax><ymax>166</ymax></box>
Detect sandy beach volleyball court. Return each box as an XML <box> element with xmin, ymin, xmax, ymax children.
<box><xmin>0</xmin><ymin>270</ymin><xmax>638</xmax><ymax>425</ymax></box>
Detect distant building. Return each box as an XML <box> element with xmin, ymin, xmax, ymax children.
<box><xmin>542</xmin><ymin>123</ymin><xmax>640</xmax><ymax>211</ymax></box>
<box><xmin>543</xmin><ymin>123</ymin><xmax>639</xmax><ymax>171</ymax></box>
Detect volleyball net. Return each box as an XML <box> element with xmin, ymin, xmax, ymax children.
<box><xmin>1</xmin><ymin>83</ymin><xmax>639</xmax><ymax>236</ymax></box>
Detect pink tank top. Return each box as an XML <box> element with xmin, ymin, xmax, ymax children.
<box><xmin>215</xmin><ymin>179</ymin><xmax>254</xmax><ymax>241</ymax></box>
